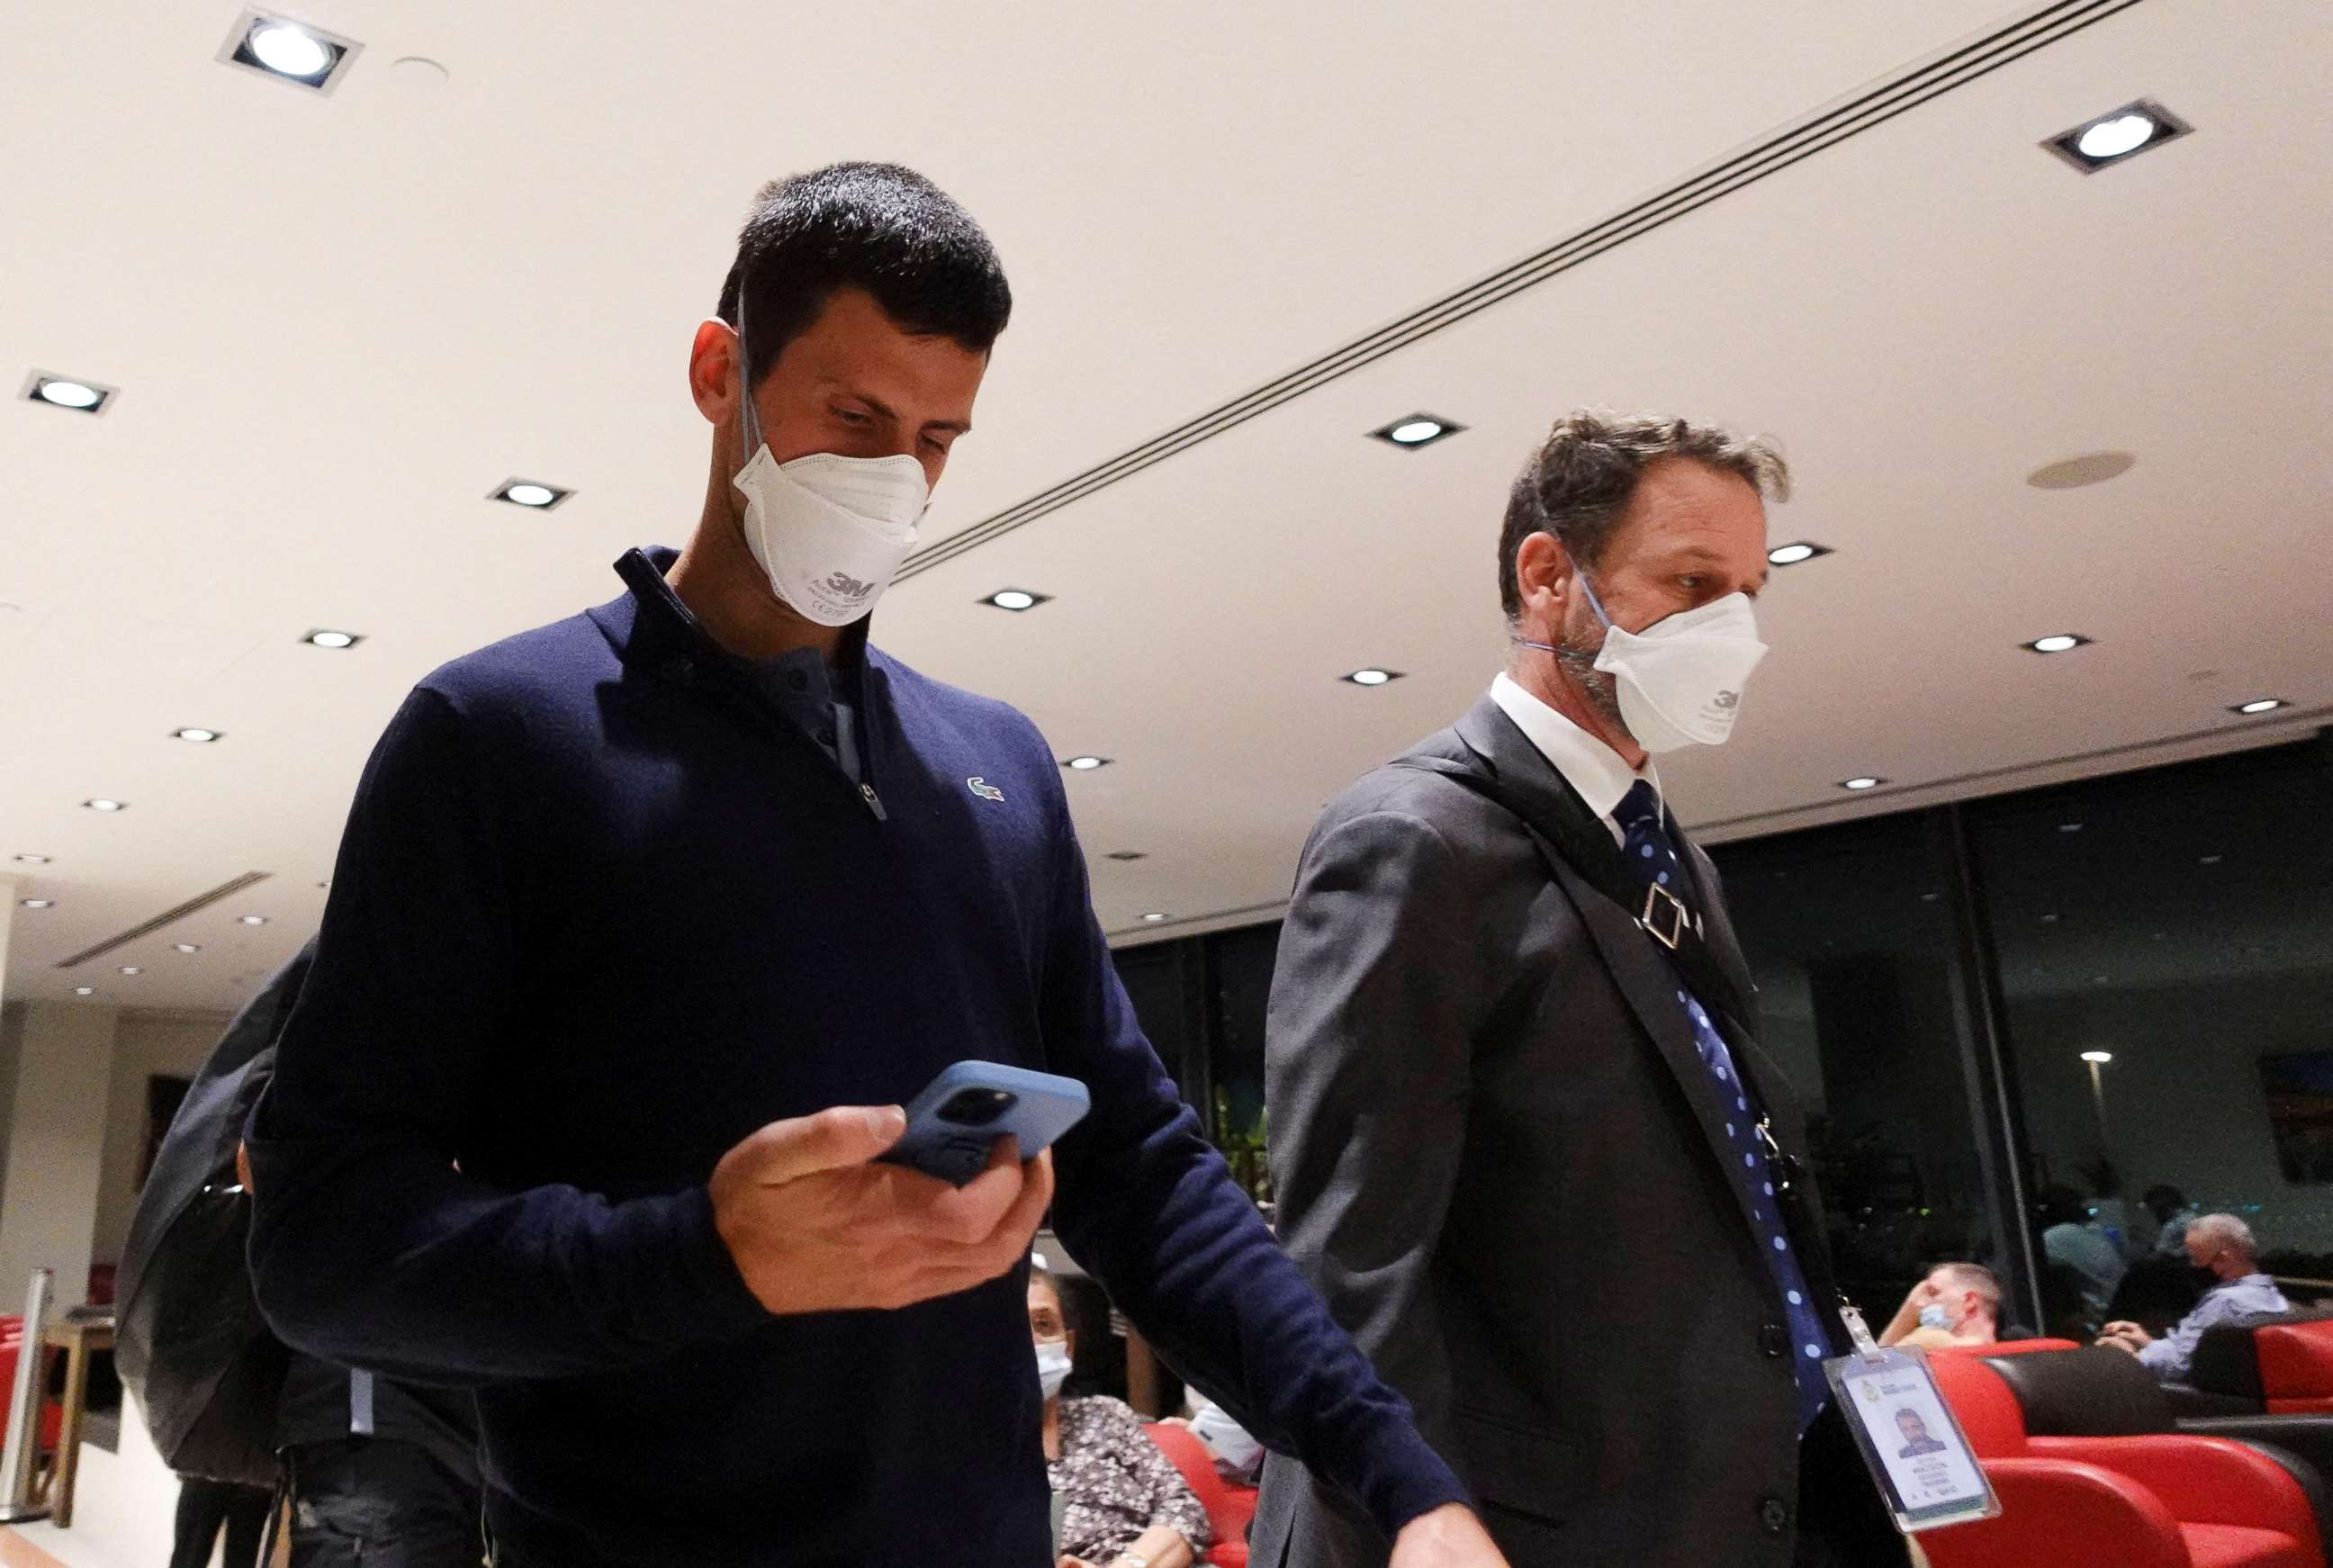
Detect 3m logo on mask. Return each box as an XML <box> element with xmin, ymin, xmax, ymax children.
<box><xmin>1712</xmin><ymin>689</ymin><xmax>1741</xmax><ymax>711</ymax></box>
<box><xmin>824</xmin><ymin>572</ymin><xmax>878</xmax><ymax>601</ymax></box>
<box><xmin>967</xmin><ymin>777</ymin><xmax>1005</xmax><ymax>803</ymax></box>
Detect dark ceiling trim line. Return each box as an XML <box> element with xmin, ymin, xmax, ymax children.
<box><xmin>55</xmin><ymin>870</ymin><xmax>272</xmax><ymax>969</ymax></box>
<box><xmin>1105</xmin><ymin>900</ymin><xmax>1290</xmax><ymax>942</ymax></box>
<box><xmin>900</xmin><ymin>0</ymin><xmax>2143</xmax><ymax>583</ymax></box>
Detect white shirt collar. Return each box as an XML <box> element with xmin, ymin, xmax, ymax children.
<box><xmin>1489</xmin><ymin>673</ymin><xmax>1661</xmax><ymax>845</ymax></box>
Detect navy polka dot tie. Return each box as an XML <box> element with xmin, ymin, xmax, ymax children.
<box><xmin>1612</xmin><ymin>781</ymin><xmax>1832</xmax><ymax>1431</ymax></box>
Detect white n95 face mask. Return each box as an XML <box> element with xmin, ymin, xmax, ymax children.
<box><xmin>1033</xmin><ymin>1338</ymin><xmax>1074</xmax><ymax>1401</ymax></box>
<box><xmin>1919</xmin><ymin>1304</ymin><xmax>1955</xmax><ymax>1331</ymax></box>
<box><xmin>729</xmin><ymin>309</ymin><xmax>929</xmax><ymax>626</ymax></box>
<box><xmin>1189</xmin><ymin>1399</ymin><xmax>1265</xmax><ymax>1475</ymax></box>
<box><xmin>1575</xmin><ymin>571</ymin><xmax>1768</xmax><ymax>753</ymax></box>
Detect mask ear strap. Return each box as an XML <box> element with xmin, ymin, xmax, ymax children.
<box><xmin>1568</xmin><ymin>549</ymin><xmax>1616</xmax><ymax>630</ymax></box>
<box><xmin>734</xmin><ymin>296</ymin><xmax>763</xmax><ymax>458</ymax></box>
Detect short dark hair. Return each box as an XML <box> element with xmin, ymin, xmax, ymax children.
<box><xmin>1498</xmin><ymin>410</ymin><xmax>1790</xmax><ymax>623</ymax></box>
<box><xmin>715</xmin><ymin>162</ymin><xmax>1012</xmax><ymax>384</ymax></box>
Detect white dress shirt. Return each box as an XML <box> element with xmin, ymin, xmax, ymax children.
<box><xmin>1488</xmin><ymin>672</ymin><xmax>1662</xmax><ymax>846</ymax></box>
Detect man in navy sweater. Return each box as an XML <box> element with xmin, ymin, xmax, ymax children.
<box><xmin>248</xmin><ymin>163</ymin><xmax>1504</xmax><ymax>1568</ymax></box>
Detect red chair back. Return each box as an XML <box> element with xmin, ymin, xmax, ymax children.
<box><xmin>2255</xmin><ymin>1320</ymin><xmax>2333</xmax><ymax>1414</ymax></box>
<box><xmin>1931</xmin><ymin>1353</ymin><xmax>2030</xmax><ymax>1458</ymax></box>
<box><xmin>1145</xmin><ymin>1421</ymin><xmax>1257</xmax><ymax>1568</ymax></box>
<box><xmin>1961</xmin><ymin>1338</ymin><xmax>2084</xmax><ymax>1357</ymax></box>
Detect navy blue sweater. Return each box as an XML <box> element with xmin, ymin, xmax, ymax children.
<box><xmin>248</xmin><ymin>549</ymin><xmax>1462</xmax><ymax>1566</ymax></box>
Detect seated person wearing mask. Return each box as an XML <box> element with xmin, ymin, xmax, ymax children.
<box><xmin>1033</xmin><ymin>1265</ymin><xmax>1211</xmax><ymax>1568</ymax></box>
<box><xmin>1878</xmin><ymin>1264</ymin><xmax>2004</xmax><ymax>1352</ymax></box>
<box><xmin>2099</xmin><ymin>1213</ymin><xmax>2289</xmax><ymax>1381</ymax></box>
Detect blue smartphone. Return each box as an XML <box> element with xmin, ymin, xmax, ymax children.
<box><xmin>878</xmin><ymin>1061</ymin><xmax>1091</xmax><ymax>1186</ymax></box>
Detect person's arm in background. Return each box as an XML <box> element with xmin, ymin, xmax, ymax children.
<box><xmin>1032</xmin><ymin>741</ymin><xmax>1493</xmax><ymax>1555</ymax></box>
<box><xmin>1878</xmin><ymin>1278</ymin><xmax>1940</xmax><ymax>1348</ymax></box>
<box><xmin>247</xmin><ymin>686</ymin><xmax>772</xmax><ymax>1383</ymax></box>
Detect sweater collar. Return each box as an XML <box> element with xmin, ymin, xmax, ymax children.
<box><xmin>598</xmin><ymin>545</ymin><xmax>872</xmax><ymax>681</ymax></box>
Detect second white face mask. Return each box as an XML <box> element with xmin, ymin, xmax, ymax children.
<box><xmin>1033</xmin><ymin>1338</ymin><xmax>1074</xmax><ymax>1401</ymax></box>
<box><xmin>733</xmin><ymin>447</ymin><xmax>926</xmax><ymax>626</ymax></box>
<box><xmin>1581</xmin><ymin>577</ymin><xmax>1769</xmax><ymax>753</ymax></box>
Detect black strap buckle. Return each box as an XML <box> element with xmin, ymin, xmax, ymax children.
<box><xmin>1639</xmin><ymin>882</ymin><xmax>1689</xmax><ymax>950</ymax></box>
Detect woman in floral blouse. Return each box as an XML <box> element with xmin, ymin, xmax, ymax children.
<box><xmin>1032</xmin><ymin>1267</ymin><xmax>1212</xmax><ymax>1568</ymax></box>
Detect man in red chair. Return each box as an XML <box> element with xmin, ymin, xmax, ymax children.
<box><xmin>2102</xmin><ymin>1216</ymin><xmax>2289</xmax><ymax>1383</ymax></box>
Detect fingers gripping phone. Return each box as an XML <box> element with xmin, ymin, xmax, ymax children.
<box><xmin>878</xmin><ymin>1061</ymin><xmax>1091</xmax><ymax>1186</ymax></box>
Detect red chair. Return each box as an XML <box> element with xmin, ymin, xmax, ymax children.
<box><xmin>1145</xmin><ymin>1421</ymin><xmax>1257</xmax><ymax>1568</ymax></box>
<box><xmin>0</xmin><ymin>1317</ymin><xmax>63</xmax><ymax>1451</ymax></box>
<box><xmin>2256</xmin><ymin>1323</ymin><xmax>2333</xmax><ymax>1415</ymax></box>
<box><xmin>1923</xmin><ymin>1352</ymin><xmax>2323</xmax><ymax>1568</ymax></box>
<box><xmin>1942</xmin><ymin>1338</ymin><xmax>2083</xmax><ymax>1357</ymax></box>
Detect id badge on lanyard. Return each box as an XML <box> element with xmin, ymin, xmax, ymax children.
<box><xmin>1823</xmin><ymin>1304</ymin><xmax>2000</xmax><ymax>1536</ymax></box>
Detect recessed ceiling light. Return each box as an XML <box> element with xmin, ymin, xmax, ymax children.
<box><xmin>2043</xmin><ymin>99</ymin><xmax>2191</xmax><ymax>173</ymax></box>
<box><xmin>1141</xmin><ymin>913</ymin><xmax>1170</xmax><ymax>924</ymax></box>
<box><xmin>239</xmin><ymin>914</ymin><xmax>270</xmax><ymax>924</ymax></box>
<box><xmin>2199</xmin><ymin>853</ymin><xmax>2223</xmax><ymax>866</ymax></box>
<box><xmin>2027</xmin><ymin>452</ymin><xmax>2136</xmax><ymax>490</ymax></box>
<box><xmin>2058</xmin><ymin>822</ymin><xmax>2083</xmax><ymax>834</ymax></box>
<box><xmin>2230</xmin><ymin>698</ymin><xmax>2287</xmax><ymax>716</ymax></box>
<box><xmin>20</xmin><ymin>898</ymin><xmax>54</xmax><ymax>909</ymax></box>
<box><xmin>982</xmin><ymin>589</ymin><xmax>1050</xmax><ymax>612</ymax></box>
<box><xmin>1766</xmin><ymin>542</ymin><xmax>1832</xmax><ymax>566</ymax></box>
<box><xmin>491</xmin><ymin>479</ymin><xmax>572</xmax><ymax>510</ymax></box>
<box><xmin>14</xmin><ymin>853</ymin><xmax>51</xmax><ymax>865</ymax></box>
<box><xmin>118</xmin><ymin>965</ymin><xmax>141</xmax><ymax>976</ymax></box>
<box><xmin>1839</xmin><ymin>776</ymin><xmax>1886</xmax><ymax>790</ymax></box>
<box><xmin>22</xmin><ymin>371</ymin><xmax>117</xmax><ymax>414</ymax></box>
<box><xmin>173</xmin><ymin>726</ymin><xmax>223</xmax><ymax>743</ymax></box>
<box><xmin>2023</xmin><ymin>634</ymin><xmax>2092</xmax><ymax>654</ymax></box>
<box><xmin>1368</xmin><ymin>414</ymin><xmax>1464</xmax><ymax>449</ymax></box>
<box><xmin>84</xmin><ymin>798</ymin><xmax>126</xmax><ymax>812</ymax></box>
<box><xmin>220</xmin><ymin>9</ymin><xmax>362</xmax><ymax>93</ymax></box>
<box><xmin>73</xmin><ymin>986</ymin><xmax>95</xmax><ymax>996</ymax></box>
<box><xmin>1104</xmin><ymin>851</ymin><xmax>1148</xmax><ymax>862</ymax></box>
<box><xmin>2041</xmin><ymin>913</ymin><xmax>2061</xmax><ymax>922</ymax></box>
<box><xmin>302</xmin><ymin>628</ymin><xmax>362</xmax><ymax>649</ymax></box>
<box><xmin>1063</xmin><ymin>756</ymin><xmax>1111</xmax><ymax>771</ymax></box>
<box><xmin>2081</xmin><ymin>1050</ymin><xmax>2114</xmax><ymax>1063</ymax></box>
<box><xmin>1344</xmin><ymin>668</ymin><xmax>1403</xmax><ymax>687</ymax></box>
<box><xmin>174</xmin><ymin>942</ymin><xmax>202</xmax><ymax>954</ymax></box>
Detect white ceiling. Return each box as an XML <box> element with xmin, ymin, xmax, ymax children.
<box><xmin>5</xmin><ymin>0</ymin><xmax>2328</xmax><ymax>1013</ymax></box>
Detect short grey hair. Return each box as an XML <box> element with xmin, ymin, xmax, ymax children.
<box><xmin>1499</xmin><ymin>410</ymin><xmax>1791</xmax><ymax>623</ymax></box>
<box><xmin>2191</xmin><ymin>1213</ymin><xmax>2260</xmax><ymax>1263</ymax></box>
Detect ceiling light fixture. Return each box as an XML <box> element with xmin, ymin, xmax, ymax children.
<box><xmin>2080</xmin><ymin>1050</ymin><xmax>2114</xmax><ymax>1064</ymax></box>
<box><xmin>1367</xmin><ymin>414</ymin><xmax>1464</xmax><ymax>450</ymax></box>
<box><xmin>1766</xmin><ymin>542</ymin><xmax>1832</xmax><ymax>567</ymax></box>
<box><xmin>1141</xmin><ymin>913</ymin><xmax>1170</xmax><ymax>924</ymax></box>
<box><xmin>1104</xmin><ymin>852</ymin><xmax>1148</xmax><ymax>862</ymax></box>
<box><xmin>118</xmin><ymin>965</ymin><xmax>142</xmax><ymax>976</ymax></box>
<box><xmin>982</xmin><ymin>589</ymin><xmax>1050</xmax><ymax>612</ymax></box>
<box><xmin>73</xmin><ymin>987</ymin><xmax>95</xmax><ymax>996</ymax></box>
<box><xmin>22</xmin><ymin>371</ymin><xmax>117</xmax><ymax>414</ymax></box>
<box><xmin>1062</xmin><ymin>756</ymin><xmax>1111</xmax><ymax>771</ymax></box>
<box><xmin>2027</xmin><ymin>452</ymin><xmax>2136</xmax><ymax>490</ymax></box>
<box><xmin>174</xmin><ymin>942</ymin><xmax>202</xmax><ymax>954</ymax></box>
<box><xmin>2230</xmin><ymin>698</ymin><xmax>2287</xmax><ymax>716</ymax></box>
<box><xmin>20</xmin><ymin>898</ymin><xmax>54</xmax><ymax>909</ymax></box>
<box><xmin>2023</xmin><ymin>634</ymin><xmax>2092</xmax><ymax>654</ymax></box>
<box><xmin>1344</xmin><ymin>668</ymin><xmax>1403</xmax><ymax>687</ymax></box>
<box><xmin>173</xmin><ymin>726</ymin><xmax>223</xmax><ymax>743</ymax></box>
<box><xmin>14</xmin><ymin>853</ymin><xmax>51</xmax><ymax>865</ymax></box>
<box><xmin>302</xmin><ymin>628</ymin><xmax>362</xmax><ymax>649</ymax></box>
<box><xmin>239</xmin><ymin>914</ymin><xmax>270</xmax><ymax>924</ymax></box>
<box><xmin>491</xmin><ymin>479</ymin><xmax>572</xmax><ymax>510</ymax></box>
<box><xmin>220</xmin><ymin>9</ymin><xmax>363</xmax><ymax>93</ymax></box>
<box><xmin>1840</xmin><ymin>776</ymin><xmax>1886</xmax><ymax>791</ymax></box>
<box><xmin>2043</xmin><ymin>99</ymin><xmax>2191</xmax><ymax>173</ymax></box>
<box><xmin>84</xmin><ymin>798</ymin><xmax>126</xmax><ymax>813</ymax></box>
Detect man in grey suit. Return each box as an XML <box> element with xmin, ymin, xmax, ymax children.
<box><xmin>1253</xmin><ymin>413</ymin><xmax>1908</xmax><ymax>1568</ymax></box>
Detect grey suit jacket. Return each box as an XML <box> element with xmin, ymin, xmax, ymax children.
<box><xmin>1251</xmin><ymin>698</ymin><xmax>1905</xmax><ymax>1568</ymax></box>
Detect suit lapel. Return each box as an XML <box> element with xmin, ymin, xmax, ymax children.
<box><xmin>1448</xmin><ymin>699</ymin><xmax>1787</xmax><ymax>1254</ymax></box>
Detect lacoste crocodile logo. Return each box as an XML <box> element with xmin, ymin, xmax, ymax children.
<box><xmin>967</xmin><ymin>777</ymin><xmax>1005</xmax><ymax>803</ymax></box>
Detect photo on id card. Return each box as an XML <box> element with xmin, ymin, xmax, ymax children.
<box><xmin>1824</xmin><ymin>1347</ymin><xmax>1998</xmax><ymax>1533</ymax></box>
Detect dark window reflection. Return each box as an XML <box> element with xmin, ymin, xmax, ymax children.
<box><xmin>1971</xmin><ymin>734</ymin><xmax>2333</xmax><ymax>1339</ymax></box>
<box><xmin>1710</xmin><ymin>816</ymin><xmax>2009</xmax><ymax>1327</ymax></box>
